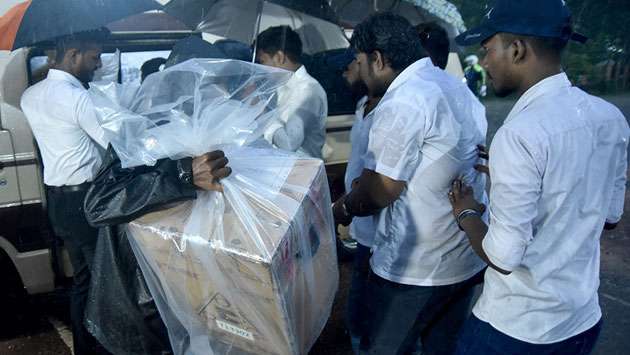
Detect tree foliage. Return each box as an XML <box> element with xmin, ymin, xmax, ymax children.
<box><xmin>450</xmin><ymin>0</ymin><xmax>630</xmax><ymax>93</ymax></box>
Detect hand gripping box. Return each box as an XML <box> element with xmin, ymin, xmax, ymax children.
<box><xmin>127</xmin><ymin>158</ymin><xmax>338</xmax><ymax>355</ymax></box>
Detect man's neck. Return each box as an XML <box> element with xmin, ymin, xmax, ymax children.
<box><xmin>516</xmin><ymin>63</ymin><xmax>562</xmax><ymax>97</ymax></box>
<box><xmin>285</xmin><ymin>62</ymin><xmax>301</xmax><ymax>72</ymax></box>
<box><xmin>52</xmin><ymin>65</ymin><xmax>88</xmax><ymax>88</ymax></box>
<box><xmin>365</xmin><ymin>94</ymin><xmax>381</xmax><ymax>116</ymax></box>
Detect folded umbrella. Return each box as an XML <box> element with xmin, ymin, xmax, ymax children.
<box><xmin>1</xmin><ymin>0</ymin><xmax>161</xmax><ymax>50</ymax></box>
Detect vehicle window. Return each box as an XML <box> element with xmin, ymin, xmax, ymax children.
<box><xmin>28</xmin><ymin>50</ymin><xmax>171</xmax><ymax>86</ymax></box>
<box><xmin>120</xmin><ymin>50</ymin><xmax>171</xmax><ymax>85</ymax></box>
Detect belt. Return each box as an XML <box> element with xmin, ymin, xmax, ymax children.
<box><xmin>46</xmin><ymin>182</ymin><xmax>91</xmax><ymax>193</ymax></box>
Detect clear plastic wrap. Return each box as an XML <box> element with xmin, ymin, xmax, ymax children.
<box><xmin>88</xmin><ymin>59</ymin><xmax>339</xmax><ymax>355</ymax></box>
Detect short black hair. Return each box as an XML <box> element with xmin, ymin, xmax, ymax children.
<box><xmin>416</xmin><ymin>22</ymin><xmax>450</xmax><ymax>69</ymax></box>
<box><xmin>255</xmin><ymin>26</ymin><xmax>303</xmax><ymax>63</ymax></box>
<box><xmin>141</xmin><ymin>57</ymin><xmax>167</xmax><ymax>82</ymax></box>
<box><xmin>350</xmin><ymin>12</ymin><xmax>426</xmax><ymax>71</ymax></box>
<box><xmin>55</xmin><ymin>28</ymin><xmax>109</xmax><ymax>63</ymax></box>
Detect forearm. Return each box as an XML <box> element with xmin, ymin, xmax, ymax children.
<box><xmin>344</xmin><ymin>171</ymin><xmax>403</xmax><ymax>217</ymax></box>
<box><xmin>272</xmin><ymin>117</ymin><xmax>304</xmax><ymax>151</ymax></box>
<box><xmin>344</xmin><ymin>188</ymin><xmax>385</xmax><ymax>217</ymax></box>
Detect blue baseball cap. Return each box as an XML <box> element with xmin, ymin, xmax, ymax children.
<box><xmin>328</xmin><ymin>47</ymin><xmax>356</xmax><ymax>71</ymax></box>
<box><xmin>455</xmin><ymin>0</ymin><xmax>587</xmax><ymax>46</ymax></box>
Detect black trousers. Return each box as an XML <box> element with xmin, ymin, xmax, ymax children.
<box><xmin>46</xmin><ymin>184</ymin><xmax>101</xmax><ymax>355</ymax></box>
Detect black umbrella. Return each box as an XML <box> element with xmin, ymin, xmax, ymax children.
<box><xmin>164</xmin><ymin>0</ymin><xmax>338</xmax><ymax>27</ymax></box>
<box><xmin>12</xmin><ymin>0</ymin><xmax>161</xmax><ymax>49</ymax></box>
<box><xmin>163</xmin><ymin>0</ymin><xmax>347</xmax><ymax>56</ymax></box>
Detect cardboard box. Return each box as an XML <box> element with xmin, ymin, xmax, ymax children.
<box><xmin>128</xmin><ymin>158</ymin><xmax>338</xmax><ymax>355</ymax></box>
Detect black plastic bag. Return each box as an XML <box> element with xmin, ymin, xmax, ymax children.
<box><xmin>83</xmin><ymin>147</ymin><xmax>197</xmax><ymax>355</ymax></box>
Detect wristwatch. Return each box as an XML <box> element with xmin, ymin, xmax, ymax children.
<box><xmin>177</xmin><ymin>158</ymin><xmax>194</xmax><ymax>185</ymax></box>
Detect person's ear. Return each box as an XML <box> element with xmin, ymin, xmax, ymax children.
<box><xmin>66</xmin><ymin>48</ymin><xmax>81</xmax><ymax>66</ymax></box>
<box><xmin>511</xmin><ymin>38</ymin><xmax>527</xmax><ymax>65</ymax></box>
<box><xmin>274</xmin><ymin>50</ymin><xmax>286</xmax><ymax>65</ymax></box>
<box><xmin>372</xmin><ymin>50</ymin><xmax>386</xmax><ymax>72</ymax></box>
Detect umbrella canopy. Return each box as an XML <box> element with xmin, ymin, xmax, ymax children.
<box><xmin>0</xmin><ymin>1</ymin><xmax>29</xmax><ymax>50</ymax></box>
<box><xmin>331</xmin><ymin>0</ymin><xmax>466</xmax><ymax>42</ymax></box>
<box><xmin>165</xmin><ymin>0</ymin><xmax>338</xmax><ymax>25</ymax></box>
<box><xmin>164</xmin><ymin>0</ymin><xmax>348</xmax><ymax>55</ymax></box>
<box><xmin>0</xmin><ymin>0</ymin><xmax>161</xmax><ymax>50</ymax></box>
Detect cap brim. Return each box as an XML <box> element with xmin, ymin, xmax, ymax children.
<box><xmin>328</xmin><ymin>48</ymin><xmax>356</xmax><ymax>70</ymax></box>
<box><xmin>455</xmin><ymin>25</ymin><xmax>497</xmax><ymax>46</ymax></box>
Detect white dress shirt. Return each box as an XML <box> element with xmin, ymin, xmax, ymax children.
<box><xmin>474</xmin><ymin>73</ymin><xmax>629</xmax><ymax>344</ymax></box>
<box><xmin>264</xmin><ymin>65</ymin><xmax>328</xmax><ymax>158</ymax></box>
<box><xmin>365</xmin><ymin>58</ymin><xmax>488</xmax><ymax>286</ymax></box>
<box><xmin>21</xmin><ymin>69</ymin><xmax>108</xmax><ymax>186</ymax></box>
<box><xmin>344</xmin><ymin>96</ymin><xmax>376</xmax><ymax>247</ymax></box>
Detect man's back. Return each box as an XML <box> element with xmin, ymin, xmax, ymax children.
<box><xmin>475</xmin><ymin>73</ymin><xmax>630</xmax><ymax>343</ymax></box>
<box><xmin>367</xmin><ymin>58</ymin><xmax>487</xmax><ymax>286</ymax></box>
<box><xmin>21</xmin><ymin>69</ymin><xmax>107</xmax><ymax>186</ymax></box>
<box><xmin>275</xmin><ymin>66</ymin><xmax>327</xmax><ymax>158</ymax></box>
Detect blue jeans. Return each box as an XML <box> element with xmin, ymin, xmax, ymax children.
<box><xmin>455</xmin><ymin>315</ymin><xmax>602</xmax><ymax>355</ymax></box>
<box><xmin>346</xmin><ymin>243</ymin><xmax>372</xmax><ymax>353</ymax></box>
<box><xmin>346</xmin><ymin>243</ymin><xmax>372</xmax><ymax>338</ymax></box>
<box><xmin>360</xmin><ymin>270</ymin><xmax>484</xmax><ymax>355</ymax></box>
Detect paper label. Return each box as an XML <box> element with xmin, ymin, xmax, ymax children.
<box><xmin>216</xmin><ymin>320</ymin><xmax>255</xmax><ymax>341</ymax></box>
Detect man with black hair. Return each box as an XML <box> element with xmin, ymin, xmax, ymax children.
<box><xmin>20</xmin><ymin>28</ymin><xmax>109</xmax><ymax>355</ymax></box>
<box><xmin>448</xmin><ymin>1</ymin><xmax>629</xmax><ymax>354</ymax></box>
<box><xmin>340</xmin><ymin>54</ymin><xmax>382</xmax><ymax>354</ymax></box>
<box><xmin>332</xmin><ymin>12</ymin><xmax>487</xmax><ymax>354</ymax></box>
<box><xmin>255</xmin><ymin>25</ymin><xmax>328</xmax><ymax>158</ymax></box>
<box><xmin>416</xmin><ymin>22</ymin><xmax>450</xmax><ymax>70</ymax></box>
<box><xmin>21</xmin><ymin>29</ymin><xmax>233</xmax><ymax>355</ymax></box>
<box><xmin>141</xmin><ymin>57</ymin><xmax>166</xmax><ymax>82</ymax></box>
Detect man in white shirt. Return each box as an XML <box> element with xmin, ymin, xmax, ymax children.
<box><xmin>448</xmin><ymin>1</ymin><xmax>629</xmax><ymax>354</ymax></box>
<box><xmin>332</xmin><ymin>13</ymin><xmax>488</xmax><ymax>354</ymax></box>
<box><xmin>21</xmin><ymin>29</ymin><xmax>109</xmax><ymax>355</ymax></box>
<box><xmin>21</xmin><ymin>30</ymin><xmax>233</xmax><ymax>355</ymax></box>
<box><xmin>255</xmin><ymin>26</ymin><xmax>328</xmax><ymax>158</ymax></box>
<box><xmin>340</xmin><ymin>53</ymin><xmax>382</xmax><ymax>353</ymax></box>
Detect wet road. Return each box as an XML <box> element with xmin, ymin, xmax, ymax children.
<box><xmin>2</xmin><ymin>94</ymin><xmax>630</xmax><ymax>355</ymax></box>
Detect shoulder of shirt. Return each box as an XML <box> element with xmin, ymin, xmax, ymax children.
<box><xmin>21</xmin><ymin>76</ymin><xmax>88</xmax><ymax>112</ymax></box>
<box><xmin>295</xmin><ymin>71</ymin><xmax>327</xmax><ymax>100</ymax></box>
<box><xmin>584</xmin><ymin>91</ymin><xmax>627</xmax><ymax>120</ymax></box>
<box><xmin>379</xmin><ymin>67</ymin><xmax>459</xmax><ymax>110</ymax></box>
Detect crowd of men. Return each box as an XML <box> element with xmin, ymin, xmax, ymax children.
<box><xmin>19</xmin><ymin>0</ymin><xmax>629</xmax><ymax>354</ymax></box>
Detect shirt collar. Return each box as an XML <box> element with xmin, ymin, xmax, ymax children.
<box><xmin>505</xmin><ymin>72</ymin><xmax>572</xmax><ymax>124</ymax></box>
<box><xmin>387</xmin><ymin>57</ymin><xmax>433</xmax><ymax>93</ymax></box>
<box><xmin>294</xmin><ymin>65</ymin><xmax>308</xmax><ymax>78</ymax></box>
<box><xmin>46</xmin><ymin>69</ymin><xmax>86</xmax><ymax>90</ymax></box>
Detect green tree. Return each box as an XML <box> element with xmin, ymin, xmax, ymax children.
<box><xmin>450</xmin><ymin>0</ymin><xmax>630</xmax><ymax>93</ymax></box>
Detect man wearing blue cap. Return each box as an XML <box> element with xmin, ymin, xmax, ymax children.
<box><xmin>448</xmin><ymin>1</ymin><xmax>629</xmax><ymax>354</ymax></box>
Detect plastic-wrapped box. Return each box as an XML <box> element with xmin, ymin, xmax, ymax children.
<box><xmin>129</xmin><ymin>157</ymin><xmax>336</xmax><ymax>354</ymax></box>
<box><xmin>89</xmin><ymin>59</ymin><xmax>339</xmax><ymax>355</ymax></box>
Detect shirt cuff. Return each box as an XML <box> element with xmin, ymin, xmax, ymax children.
<box><xmin>481</xmin><ymin>229</ymin><xmax>526</xmax><ymax>272</ymax></box>
<box><xmin>264</xmin><ymin>121</ymin><xmax>284</xmax><ymax>144</ymax></box>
